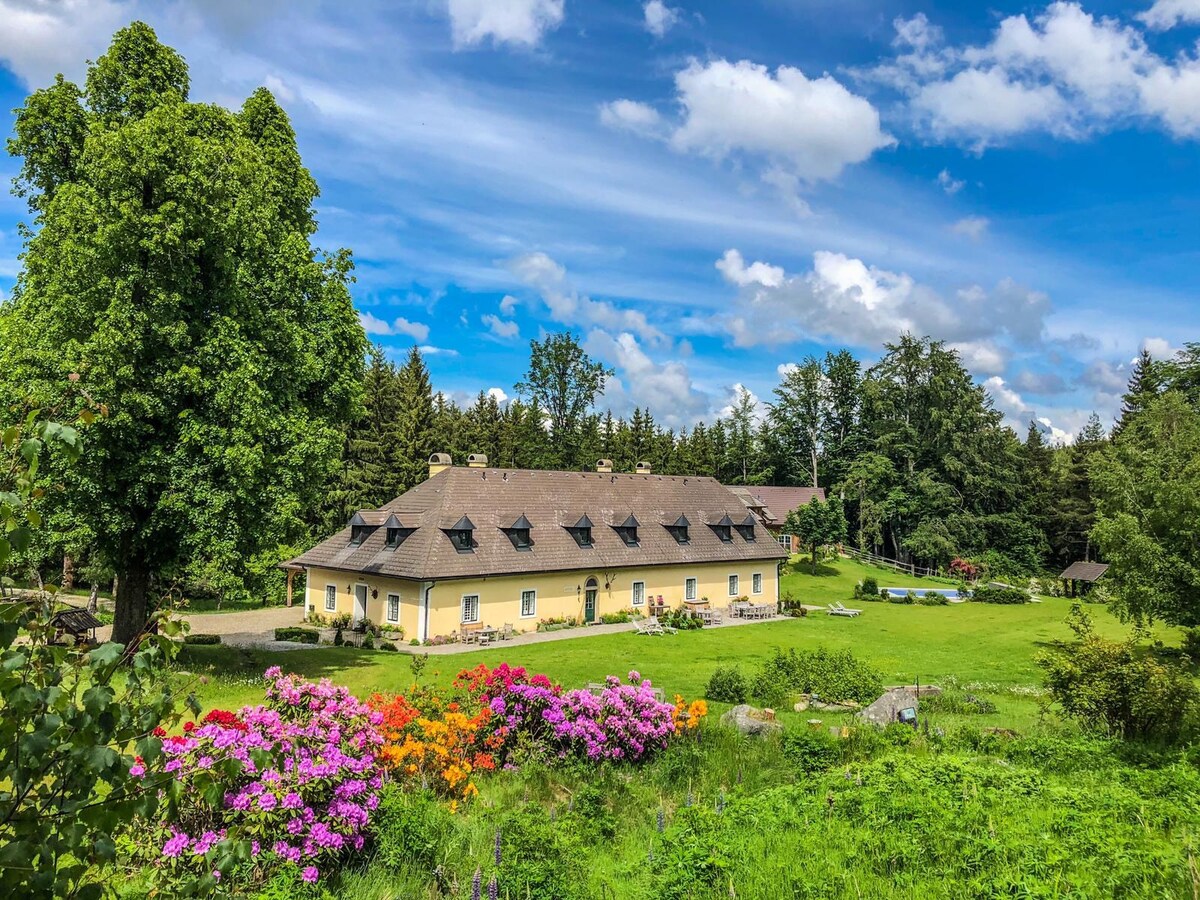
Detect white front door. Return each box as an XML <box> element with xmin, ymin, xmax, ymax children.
<box><xmin>354</xmin><ymin>584</ymin><xmax>368</xmax><ymax>623</ymax></box>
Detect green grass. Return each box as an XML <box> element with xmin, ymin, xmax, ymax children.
<box><xmin>179</xmin><ymin>557</ymin><xmax>1183</xmax><ymax>732</ymax></box>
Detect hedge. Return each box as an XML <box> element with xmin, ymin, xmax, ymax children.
<box><xmin>183</xmin><ymin>633</ymin><xmax>221</xmax><ymax>645</ymax></box>
<box><xmin>971</xmin><ymin>585</ymin><xmax>1029</xmax><ymax>605</ymax></box>
<box><xmin>274</xmin><ymin>626</ymin><xmax>320</xmax><ymax>644</ymax></box>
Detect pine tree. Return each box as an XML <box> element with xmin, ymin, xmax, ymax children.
<box><xmin>395</xmin><ymin>347</ymin><xmax>436</xmax><ymax>489</ymax></box>
<box><xmin>1114</xmin><ymin>349</ymin><xmax>1163</xmax><ymax>435</ymax></box>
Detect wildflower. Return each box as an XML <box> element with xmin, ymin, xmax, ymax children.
<box><xmin>488</xmin><ymin>875</ymin><xmax>498</xmax><ymax>900</ymax></box>
<box><xmin>656</xmin><ymin>809</ymin><xmax>665</xmax><ymax>833</ymax></box>
<box><xmin>472</xmin><ymin>868</ymin><xmax>482</xmax><ymax>900</ymax></box>
<box><xmin>494</xmin><ymin>829</ymin><xmax>502</xmax><ymax>866</ymax></box>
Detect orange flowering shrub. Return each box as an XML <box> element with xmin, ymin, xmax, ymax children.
<box><xmin>673</xmin><ymin>695</ymin><xmax>708</xmax><ymax>731</ymax></box>
<box><xmin>369</xmin><ymin>693</ymin><xmax>496</xmax><ymax>807</ymax></box>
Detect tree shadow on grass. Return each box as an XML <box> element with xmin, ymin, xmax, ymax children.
<box><xmin>177</xmin><ymin>644</ymin><xmax>386</xmax><ymax>683</ymax></box>
<box><xmin>789</xmin><ymin>563</ymin><xmax>842</xmax><ymax>578</ymax></box>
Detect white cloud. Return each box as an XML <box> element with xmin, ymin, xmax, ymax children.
<box><xmin>936</xmin><ymin>168</ymin><xmax>964</xmax><ymax>194</ymax></box>
<box><xmin>985</xmin><ymin>376</ymin><xmax>1075</xmax><ymax>441</ymax></box>
<box><xmin>482</xmin><ymin>312</ymin><xmax>520</xmax><ymax>339</ymax></box>
<box><xmin>499</xmin><ymin>294</ymin><xmax>519</xmax><ymax>315</ymax></box>
<box><xmin>950</xmin><ymin>215</ymin><xmax>990</xmax><ymax>240</ymax></box>
<box><xmin>952</xmin><ymin>340</ymin><xmax>1008</xmax><ymax>376</ymax></box>
<box><xmin>669</xmin><ymin>58</ymin><xmax>895</xmax><ymax>181</ymax></box>
<box><xmin>583</xmin><ymin>329</ymin><xmax>709</xmax><ymax>425</ymax></box>
<box><xmin>358</xmin><ymin>311</ymin><xmax>430</xmax><ymax>342</ymax></box>
<box><xmin>715</xmin><ymin>249</ymin><xmax>785</xmax><ymax>288</ymax></box>
<box><xmin>598</xmin><ymin>99</ymin><xmax>663</xmax><ymax>136</ymax></box>
<box><xmin>0</xmin><ymin>0</ymin><xmax>128</xmax><ymax>85</ymax></box>
<box><xmin>776</xmin><ymin>362</ymin><xmax>798</xmax><ymax>377</ymax></box>
<box><xmin>507</xmin><ymin>251</ymin><xmax>665</xmax><ymax>343</ymax></box>
<box><xmin>445</xmin><ymin>0</ymin><xmax>564</xmax><ymax>49</ymax></box>
<box><xmin>717</xmin><ymin>249</ymin><xmax>1052</xmax><ymax>363</ymax></box>
<box><xmin>487</xmin><ymin>386</ymin><xmax>509</xmax><ymax>404</ymax></box>
<box><xmin>643</xmin><ymin>0</ymin><xmax>679</xmax><ymax>38</ymax></box>
<box><xmin>419</xmin><ymin>345</ymin><xmax>460</xmax><ymax>357</ymax></box>
<box><xmin>868</xmin><ymin>2</ymin><xmax>1200</xmax><ymax>145</ymax></box>
<box><xmin>1080</xmin><ymin>357</ymin><xmax>1130</xmax><ymax>392</ymax></box>
<box><xmin>1138</xmin><ymin>0</ymin><xmax>1200</xmax><ymax>30</ymax></box>
<box><xmin>1142</xmin><ymin>336</ymin><xmax>1180</xmax><ymax>358</ymax></box>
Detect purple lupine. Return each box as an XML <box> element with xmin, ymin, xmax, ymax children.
<box><xmin>488</xmin><ymin>875</ymin><xmax>499</xmax><ymax>900</ymax></box>
<box><xmin>494</xmin><ymin>829</ymin><xmax>502</xmax><ymax>866</ymax></box>
<box><xmin>472</xmin><ymin>868</ymin><xmax>482</xmax><ymax>900</ymax></box>
<box><xmin>716</xmin><ymin>791</ymin><xmax>726</xmax><ymax>814</ymax></box>
<box><xmin>656</xmin><ymin>809</ymin><xmax>665</xmax><ymax>833</ymax></box>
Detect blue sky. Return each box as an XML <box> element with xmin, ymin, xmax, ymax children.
<box><xmin>1</xmin><ymin>0</ymin><xmax>1198</xmax><ymax>440</ymax></box>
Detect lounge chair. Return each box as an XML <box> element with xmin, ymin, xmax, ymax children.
<box><xmin>635</xmin><ymin>617</ymin><xmax>664</xmax><ymax>635</ymax></box>
<box><xmin>827</xmin><ymin>603</ymin><xmax>862</xmax><ymax>618</ymax></box>
<box><xmin>500</xmin><ymin>623</ymin><xmax>514</xmax><ymax>640</ymax></box>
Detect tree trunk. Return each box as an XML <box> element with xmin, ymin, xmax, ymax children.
<box><xmin>111</xmin><ymin>560</ymin><xmax>152</xmax><ymax>646</ymax></box>
<box><xmin>62</xmin><ymin>555</ymin><xmax>75</xmax><ymax>592</ymax></box>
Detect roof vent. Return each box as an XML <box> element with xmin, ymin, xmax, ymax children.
<box><xmin>596</xmin><ymin>458</ymin><xmax>613</xmax><ymax>473</ymax></box>
<box><xmin>635</xmin><ymin>461</ymin><xmax>652</xmax><ymax>474</ymax></box>
<box><xmin>467</xmin><ymin>453</ymin><xmax>488</xmax><ymax>468</ymax></box>
<box><xmin>428</xmin><ymin>452</ymin><xmax>452</xmax><ymax>478</ymax></box>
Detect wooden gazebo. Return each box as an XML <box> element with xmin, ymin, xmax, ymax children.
<box><xmin>48</xmin><ymin>606</ymin><xmax>103</xmax><ymax>645</ymax></box>
<box><xmin>1059</xmin><ymin>561</ymin><xmax>1109</xmax><ymax>597</ymax></box>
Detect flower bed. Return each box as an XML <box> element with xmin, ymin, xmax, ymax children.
<box><xmin>135</xmin><ymin>668</ymin><xmax>385</xmax><ymax>892</ymax></box>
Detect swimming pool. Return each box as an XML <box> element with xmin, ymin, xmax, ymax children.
<box><xmin>882</xmin><ymin>587</ymin><xmax>964</xmax><ymax>600</ymax></box>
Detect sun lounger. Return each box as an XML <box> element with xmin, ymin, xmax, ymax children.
<box><xmin>636</xmin><ymin>617</ymin><xmax>665</xmax><ymax>635</ymax></box>
<box><xmin>827</xmin><ymin>603</ymin><xmax>862</xmax><ymax>617</ymax></box>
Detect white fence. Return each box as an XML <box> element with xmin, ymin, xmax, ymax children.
<box><xmin>843</xmin><ymin>546</ymin><xmax>939</xmax><ymax>578</ymax></box>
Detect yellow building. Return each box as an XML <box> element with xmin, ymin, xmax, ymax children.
<box><xmin>289</xmin><ymin>455</ymin><xmax>788</xmax><ymax>642</ymax></box>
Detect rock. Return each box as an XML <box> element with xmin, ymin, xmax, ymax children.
<box><xmin>793</xmin><ymin>699</ymin><xmax>809</xmax><ymax>713</ymax></box>
<box><xmin>721</xmin><ymin>704</ymin><xmax>784</xmax><ymax>737</ymax></box>
<box><xmin>856</xmin><ymin>687</ymin><xmax>921</xmax><ymax>728</ymax></box>
<box><xmin>885</xmin><ymin>684</ymin><xmax>942</xmax><ymax>698</ymax></box>
<box><xmin>809</xmin><ymin>699</ymin><xmax>860</xmax><ymax>712</ymax></box>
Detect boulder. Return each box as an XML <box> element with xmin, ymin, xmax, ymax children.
<box><xmin>856</xmin><ymin>687</ymin><xmax>920</xmax><ymax>728</ymax></box>
<box><xmin>810</xmin><ymin>699</ymin><xmax>861</xmax><ymax>712</ymax></box>
<box><xmin>721</xmin><ymin>704</ymin><xmax>784</xmax><ymax>737</ymax></box>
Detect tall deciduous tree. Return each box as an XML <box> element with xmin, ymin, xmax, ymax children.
<box><xmin>785</xmin><ymin>496</ymin><xmax>847</xmax><ymax>573</ymax></box>
<box><xmin>1090</xmin><ymin>392</ymin><xmax>1200</xmax><ymax>627</ymax></box>
<box><xmin>1</xmin><ymin>23</ymin><xmax>364</xmax><ymax>642</ymax></box>
<box><xmin>770</xmin><ymin>357</ymin><xmax>823</xmax><ymax>487</ymax></box>
<box><xmin>515</xmin><ymin>332</ymin><xmax>611</xmax><ymax>468</ymax></box>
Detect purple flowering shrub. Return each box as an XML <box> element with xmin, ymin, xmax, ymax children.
<box><xmin>138</xmin><ymin>667</ymin><xmax>385</xmax><ymax>893</ymax></box>
<box><xmin>484</xmin><ymin>671</ymin><xmax>679</xmax><ymax>762</ymax></box>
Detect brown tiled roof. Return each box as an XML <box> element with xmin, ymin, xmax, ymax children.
<box><xmin>1059</xmin><ymin>561</ymin><xmax>1110</xmax><ymax>582</ymax></box>
<box><xmin>288</xmin><ymin>467</ymin><xmax>787</xmax><ymax>580</ymax></box>
<box><xmin>728</xmin><ymin>485</ymin><xmax>826</xmax><ymax>524</ymax></box>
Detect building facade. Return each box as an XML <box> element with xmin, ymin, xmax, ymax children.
<box><xmin>727</xmin><ymin>485</ymin><xmax>826</xmax><ymax>554</ymax></box>
<box><xmin>290</xmin><ymin>456</ymin><xmax>788</xmax><ymax>642</ymax></box>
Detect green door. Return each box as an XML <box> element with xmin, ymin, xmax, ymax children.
<box><xmin>584</xmin><ymin>580</ymin><xmax>598</xmax><ymax>623</ymax></box>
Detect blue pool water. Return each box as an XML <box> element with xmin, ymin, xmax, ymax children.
<box><xmin>883</xmin><ymin>587</ymin><xmax>963</xmax><ymax>599</ymax></box>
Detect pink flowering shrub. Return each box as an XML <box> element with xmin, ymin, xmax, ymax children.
<box><xmin>470</xmin><ymin>668</ymin><xmax>681</xmax><ymax>763</ymax></box>
<box><xmin>138</xmin><ymin>667</ymin><xmax>385</xmax><ymax>893</ymax></box>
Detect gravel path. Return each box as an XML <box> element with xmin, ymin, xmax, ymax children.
<box><xmin>95</xmin><ymin>606</ymin><xmax>306</xmax><ymax>648</ymax></box>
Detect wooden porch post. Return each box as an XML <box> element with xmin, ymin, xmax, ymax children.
<box><xmin>286</xmin><ymin>568</ymin><xmax>295</xmax><ymax>608</ymax></box>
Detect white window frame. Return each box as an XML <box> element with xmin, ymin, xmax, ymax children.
<box><xmin>631</xmin><ymin>581</ymin><xmax>645</xmax><ymax>606</ymax></box>
<box><xmin>520</xmin><ymin>589</ymin><xmax>537</xmax><ymax>618</ymax></box>
<box><xmin>324</xmin><ymin>584</ymin><xmax>337</xmax><ymax>612</ymax></box>
<box><xmin>752</xmin><ymin>573</ymin><xmax>763</xmax><ymax>595</ymax></box>
<box><xmin>728</xmin><ymin>574</ymin><xmax>739</xmax><ymax>597</ymax></box>
<box><xmin>777</xmin><ymin>533</ymin><xmax>791</xmax><ymax>549</ymax></box>
<box><xmin>685</xmin><ymin>577</ymin><xmax>697</xmax><ymax>601</ymax></box>
<box><xmin>386</xmin><ymin>593</ymin><xmax>400</xmax><ymax>623</ymax></box>
<box><xmin>461</xmin><ymin>594</ymin><xmax>480</xmax><ymax>624</ymax></box>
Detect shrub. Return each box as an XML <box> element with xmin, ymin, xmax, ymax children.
<box><xmin>137</xmin><ymin>668</ymin><xmax>385</xmax><ymax>892</ymax></box>
<box><xmin>1039</xmin><ymin>606</ymin><xmax>1199</xmax><ymax>742</ymax></box>
<box><xmin>184</xmin><ymin>633</ymin><xmax>221</xmax><ymax>645</ymax></box>
<box><xmin>361</xmin><ymin>634</ymin><xmax>375</xmax><ymax>650</ymax></box>
<box><xmin>917</xmin><ymin>592</ymin><xmax>949</xmax><ymax>606</ymax></box>
<box><xmin>599</xmin><ymin>610</ymin><xmax>632</xmax><ymax>624</ymax></box>
<box><xmin>888</xmin><ymin>590</ymin><xmax>917</xmax><ymax>604</ymax></box>
<box><xmin>750</xmin><ymin>647</ymin><xmax>883</xmax><ymax>706</ymax></box>
<box><xmin>972</xmin><ymin>585</ymin><xmax>1029</xmax><ymax>604</ymax></box>
<box><xmin>273</xmin><ymin>626</ymin><xmax>319</xmax><ymax>644</ymax></box>
<box><xmin>493</xmin><ymin>806</ymin><xmax>588</xmax><ymax>900</ymax></box>
<box><xmin>333</xmin><ymin>628</ymin><xmax>344</xmax><ymax>646</ymax></box>
<box><xmin>409</xmin><ymin>638</ymin><xmax>420</xmax><ymax>646</ymax></box>
<box><xmin>379</xmin><ymin>641</ymin><xmax>398</xmax><ymax>652</ymax></box>
<box><xmin>706</xmin><ymin>667</ymin><xmax>748</xmax><ymax>704</ymax></box>
<box><xmin>781</xmin><ymin>728</ymin><xmax>841</xmax><ymax>774</ymax></box>
<box><xmin>1182</xmin><ymin>629</ymin><xmax>1200</xmax><ymax>661</ymax></box>
<box><xmin>328</xmin><ymin>612</ymin><xmax>352</xmax><ymax>630</ymax></box>
<box><xmin>661</xmin><ymin>608</ymin><xmax>702</xmax><ymax>630</ymax></box>
<box><xmin>861</xmin><ymin>577</ymin><xmax>879</xmax><ymax>597</ymax></box>
<box><xmin>372</xmin><ymin>786</ymin><xmax>455</xmax><ymax>873</ymax></box>
<box><xmin>922</xmin><ymin>691</ymin><xmax>998</xmax><ymax>715</ymax></box>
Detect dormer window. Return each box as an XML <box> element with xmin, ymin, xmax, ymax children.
<box><xmin>710</xmin><ymin>514</ymin><xmax>735</xmax><ymax>543</ymax></box>
<box><xmin>735</xmin><ymin>513</ymin><xmax>757</xmax><ymax>542</ymax></box>
<box><xmin>666</xmin><ymin>514</ymin><xmax>690</xmax><ymax>545</ymax></box>
<box><xmin>383</xmin><ymin>514</ymin><xmax>415</xmax><ymax>549</ymax></box>
<box><xmin>503</xmin><ymin>514</ymin><xmax>533</xmax><ymax>551</ymax></box>
<box><xmin>614</xmin><ymin>514</ymin><xmax>640</xmax><ymax>547</ymax></box>
<box><xmin>347</xmin><ymin>511</ymin><xmax>378</xmax><ymax>547</ymax></box>
<box><xmin>566</xmin><ymin>514</ymin><xmax>594</xmax><ymax>548</ymax></box>
<box><xmin>445</xmin><ymin>515</ymin><xmax>476</xmax><ymax>553</ymax></box>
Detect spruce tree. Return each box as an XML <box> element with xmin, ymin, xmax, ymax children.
<box><xmin>395</xmin><ymin>347</ymin><xmax>436</xmax><ymax>489</ymax></box>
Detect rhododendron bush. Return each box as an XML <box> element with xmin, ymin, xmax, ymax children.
<box><xmin>135</xmin><ymin>667</ymin><xmax>385</xmax><ymax>892</ymax></box>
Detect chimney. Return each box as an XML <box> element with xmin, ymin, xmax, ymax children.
<box><xmin>467</xmin><ymin>452</ymin><xmax>489</xmax><ymax>468</ymax></box>
<box><xmin>596</xmin><ymin>459</ymin><xmax>613</xmax><ymax>473</ymax></box>
<box><xmin>428</xmin><ymin>452</ymin><xmax>452</xmax><ymax>478</ymax></box>
<box><xmin>635</xmin><ymin>461</ymin><xmax>652</xmax><ymax>475</ymax></box>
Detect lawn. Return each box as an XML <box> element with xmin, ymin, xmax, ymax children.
<box><xmin>180</xmin><ymin>557</ymin><xmax>1181</xmax><ymax>731</ymax></box>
